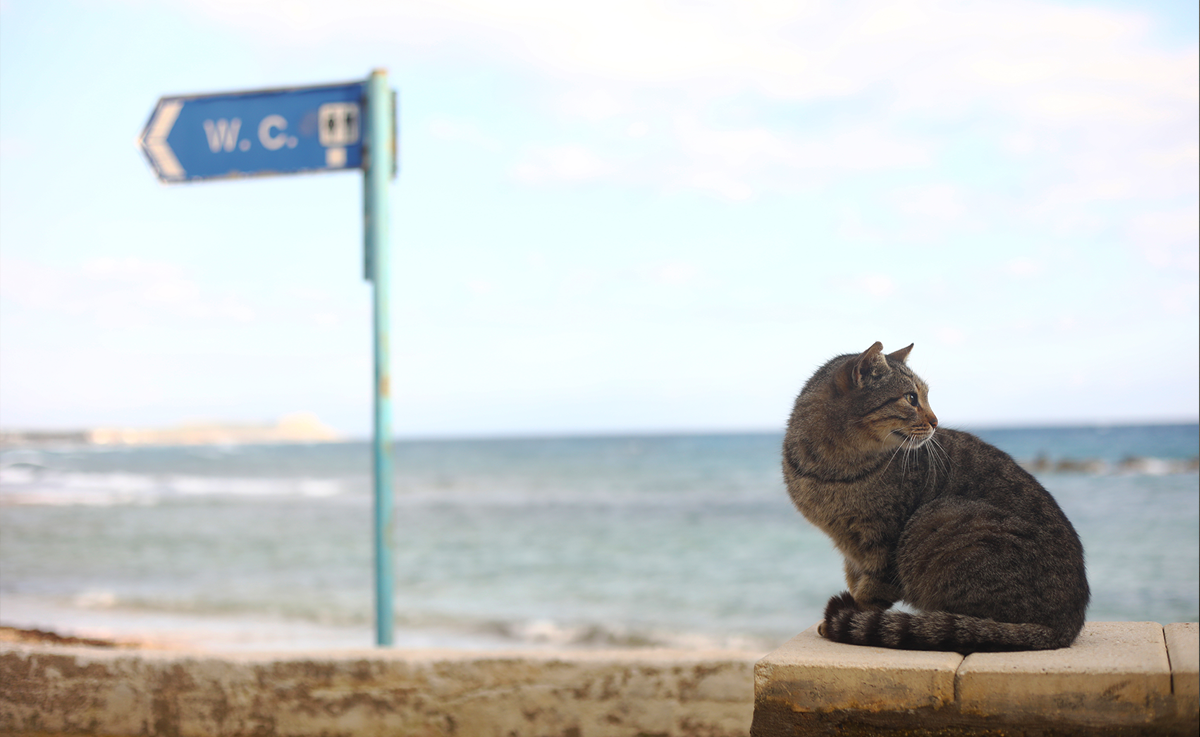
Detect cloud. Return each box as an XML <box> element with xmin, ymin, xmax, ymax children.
<box><xmin>892</xmin><ymin>184</ymin><xmax>967</xmax><ymax>222</ymax></box>
<box><xmin>0</xmin><ymin>136</ymin><xmax>33</xmax><ymax>159</ymax></box>
<box><xmin>1158</xmin><ymin>281</ymin><xmax>1199</xmax><ymax>315</ymax></box>
<box><xmin>428</xmin><ymin>117</ymin><xmax>499</xmax><ymax>150</ymax></box>
<box><xmin>511</xmin><ymin>144</ymin><xmax>615</xmax><ymax>184</ymax></box>
<box><xmin>858</xmin><ymin>274</ymin><xmax>896</xmax><ymax>297</ymax></box>
<box><xmin>0</xmin><ymin>257</ymin><xmax>255</xmax><ymax>325</ymax></box>
<box><xmin>644</xmin><ymin>261</ymin><xmax>700</xmax><ymax>286</ymax></box>
<box><xmin>509</xmin><ymin>117</ymin><xmax>930</xmax><ymax>197</ymax></box>
<box><xmin>175</xmin><ymin>1</ymin><xmax>1183</xmax><ymax>99</ymax></box>
<box><xmin>154</xmin><ymin>0</ymin><xmax>1199</xmax><ymax>250</ymax></box>
<box><xmin>1004</xmin><ymin>257</ymin><xmax>1044</xmax><ymax>277</ymax></box>
<box><xmin>554</xmin><ymin>89</ymin><xmax>628</xmax><ymax>120</ymax></box>
<box><xmin>466</xmin><ymin>278</ymin><xmax>496</xmax><ymax>295</ymax></box>
<box><xmin>668</xmin><ymin>119</ymin><xmax>930</xmax><ymax>198</ymax></box>
<box><xmin>936</xmin><ymin>326</ymin><xmax>966</xmax><ymax>345</ymax></box>
<box><xmin>1128</xmin><ymin>206</ymin><xmax>1200</xmax><ymax>271</ymax></box>
<box><xmin>170</xmin><ymin>0</ymin><xmax>1195</xmax><ymax>122</ymax></box>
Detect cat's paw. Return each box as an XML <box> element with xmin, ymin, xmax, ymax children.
<box><xmin>821</xmin><ymin>591</ymin><xmax>861</xmax><ymax>642</ymax></box>
<box><xmin>824</xmin><ymin>590</ymin><xmax>860</xmax><ymax>617</ymax></box>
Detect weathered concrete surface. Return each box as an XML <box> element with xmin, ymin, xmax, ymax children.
<box><xmin>1165</xmin><ymin>622</ymin><xmax>1199</xmax><ymax>730</ymax></box>
<box><xmin>957</xmin><ymin>621</ymin><xmax>1172</xmax><ymax>728</ymax></box>
<box><xmin>752</xmin><ymin>623</ymin><xmax>965</xmax><ymax>736</ymax></box>
<box><xmin>0</xmin><ymin>644</ymin><xmax>758</xmax><ymax>737</ymax></box>
<box><xmin>754</xmin><ymin>623</ymin><xmax>962</xmax><ymax>711</ymax></box>
<box><xmin>753</xmin><ymin>621</ymin><xmax>1200</xmax><ymax>736</ymax></box>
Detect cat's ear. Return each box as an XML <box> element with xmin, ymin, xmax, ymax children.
<box><xmin>836</xmin><ymin>341</ymin><xmax>886</xmax><ymax>393</ymax></box>
<box><xmin>887</xmin><ymin>344</ymin><xmax>914</xmax><ymax>364</ymax></box>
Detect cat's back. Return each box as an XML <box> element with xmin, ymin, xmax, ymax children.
<box><xmin>930</xmin><ymin>428</ymin><xmax>1071</xmax><ymax>517</ymax></box>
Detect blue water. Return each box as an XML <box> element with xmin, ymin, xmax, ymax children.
<box><xmin>0</xmin><ymin>425</ymin><xmax>1196</xmax><ymax>651</ymax></box>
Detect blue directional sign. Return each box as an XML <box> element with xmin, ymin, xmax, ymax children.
<box><xmin>138</xmin><ymin>70</ymin><xmax>400</xmax><ymax>646</ymax></box>
<box><xmin>139</xmin><ymin>81</ymin><xmax>369</xmax><ymax>183</ymax></box>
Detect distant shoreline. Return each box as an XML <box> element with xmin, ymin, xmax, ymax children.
<box><xmin>0</xmin><ymin>411</ymin><xmax>340</xmax><ymax>448</ymax></box>
<box><xmin>3</xmin><ymin>419</ymin><xmax>1197</xmax><ymax>448</ymax></box>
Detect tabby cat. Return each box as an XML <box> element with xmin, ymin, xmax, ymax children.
<box><xmin>782</xmin><ymin>342</ymin><xmax>1089</xmax><ymax>653</ymax></box>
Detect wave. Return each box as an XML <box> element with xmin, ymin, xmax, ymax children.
<box><xmin>1020</xmin><ymin>455</ymin><xmax>1200</xmax><ymax>476</ymax></box>
<box><xmin>2</xmin><ymin>590</ymin><xmax>773</xmax><ymax>653</ymax></box>
<box><xmin>0</xmin><ymin>465</ymin><xmax>766</xmax><ymax>509</ymax></box>
<box><xmin>0</xmin><ymin>467</ymin><xmax>351</xmax><ymax>506</ymax></box>
<box><xmin>3</xmin><ymin>455</ymin><xmax>1195</xmax><ymax>507</ymax></box>
<box><xmin>471</xmin><ymin>617</ymin><xmax>773</xmax><ymax>652</ymax></box>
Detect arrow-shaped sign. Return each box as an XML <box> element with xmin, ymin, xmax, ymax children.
<box><xmin>137</xmin><ymin>70</ymin><xmax>401</xmax><ymax>646</ymax></box>
<box><xmin>138</xmin><ymin>81</ymin><xmax>368</xmax><ymax>183</ymax></box>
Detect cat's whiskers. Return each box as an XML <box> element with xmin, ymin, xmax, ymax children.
<box><xmin>922</xmin><ymin>439</ymin><xmax>939</xmax><ymax>488</ymax></box>
<box><xmin>899</xmin><ymin>426</ymin><xmax>940</xmax><ymax>486</ymax></box>
<box><xmin>880</xmin><ymin>430</ymin><xmax>909</xmax><ymax>475</ymax></box>
<box><xmin>916</xmin><ymin>429</ymin><xmax>945</xmax><ymax>477</ymax></box>
<box><xmin>924</xmin><ymin>433</ymin><xmax>952</xmax><ymax>490</ymax></box>
<box><xmin>927</xmin><ymin>435</ymin><xmax>949</xmax><ymax>474</ymax></box>
<box><xmin>901</xmin><ymin>433</ymin><xmax>921</xmax><ymax>477</ymax></box>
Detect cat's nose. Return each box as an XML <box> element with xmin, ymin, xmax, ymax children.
<box><xmin>928</xmin><ymin>413</ymin><xmax>938</xmax><ymax>428</ymax></box>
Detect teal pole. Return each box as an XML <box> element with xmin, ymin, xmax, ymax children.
<box><xmin>364</xmin><ymin>68</ymin><xmax>395</xmax><ymax>646</ymax></box>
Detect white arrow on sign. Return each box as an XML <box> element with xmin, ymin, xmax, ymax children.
<box><xmin>138</xmin><ymin>100</ymin><xmax>185</xmax><ymax>181</ymax></box>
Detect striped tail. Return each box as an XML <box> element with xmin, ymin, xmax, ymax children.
<box><xmin>821</xmin><ymin>592</ymin><xmax>1073</xmax><ymax>653</ymax></box>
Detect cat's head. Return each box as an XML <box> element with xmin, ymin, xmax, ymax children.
<box><xmin>801</xmin><ymin>342</ymin><xmax>938</xmax><ymax>452</ymax></box>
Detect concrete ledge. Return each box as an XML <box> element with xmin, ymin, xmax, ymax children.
<box><xmin>0</xmin><ymin>644</ymin><xmax>758</xmax><ymax>737</ymax></box>
<box><xmin>753</xmin><ymin>621</ymin><xmax>1200</xmax><ymax>736</ymax></box>
<box><xmin>1166</xmin><ymin>623</ymin><xmax>1199</xmax><ymax>724</ymax></box>
<box><xmin>957</xmin><ymin>621</ymin><xmax>1173</xmax><ymax>728</ymax></box>
<box><xmin>754</xmin><ymin>624</ymin><xmax>962</xmax><ymax>713</ymax></box>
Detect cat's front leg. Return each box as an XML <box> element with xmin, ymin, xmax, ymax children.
<box><xmin>843</xmin><ymin>557</ymin><xmax>901</xmax><ymax>610</ymax></box>
<box><xmin>852</xmin><ymin>575</ymin><xmax>901</xmax><ymax>610</ymax></box>
<box><xmin>842</xmin><ymin>557</ymin><xmax>864</xmax><ymax>594</ymax></box>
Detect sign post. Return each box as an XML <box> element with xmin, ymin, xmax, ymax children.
<box><xmin>139</xmin><ymin>70</ymin><xmax>398</xmax><ymax>646</ymax></box>
<box><xmin>363</xmin><ymin>69</ymin><xmax>395</xmax><ymax>647</ymax></box>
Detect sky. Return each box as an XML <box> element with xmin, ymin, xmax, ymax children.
<box><xmin>1</xmin><ymin>0</ymin><xmax>1197</xmax><ymax>438</ymax></box>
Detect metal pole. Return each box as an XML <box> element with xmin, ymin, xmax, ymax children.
<box><xmin>364</xmin><ymin>68</ymin><xmax>394</xmax><ymax>646</ymax></box>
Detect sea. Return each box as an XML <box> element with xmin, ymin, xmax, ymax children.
<box><xmin>1</xmin><ymin>424</ymin><xmax>1197</xmax><ymax>652</ymax></box>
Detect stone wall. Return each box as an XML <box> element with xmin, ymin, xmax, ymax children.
<box><xmin>0</xmin><ymin>645</ymin><xmax>757</xmax><ymax>736</ymax></box>
<box><xmin>6</xmin><ymin>621</ymin><xmax>1198</xmax><ymax>737</ymax></box>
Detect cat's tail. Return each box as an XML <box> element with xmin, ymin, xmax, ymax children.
<box><xmin>821</xmin><ymin>592</ymin><xmax>1076</xmax><ymax>653</ymax></box>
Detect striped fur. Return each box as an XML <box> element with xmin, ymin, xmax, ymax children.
<box><xmin>822</xmin><ymin>591</ymin><xmax>1072</xmax><ymax>652</ymax></box>
<box><xmin>785</xmin><ymin>343</ymin><xmax>1089</xmax><ymax>654</ymax></box>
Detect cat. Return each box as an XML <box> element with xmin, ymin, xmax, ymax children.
<box><xmin>782</xmin><ymin>342</ymin><xmax>1089</xmax><ymax>653</ymax></box>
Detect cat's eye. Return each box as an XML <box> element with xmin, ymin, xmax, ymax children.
<box><xmin>904</xmin><ymin>392</ymin><xmax>919</xmax><ymax>406</ymax></box>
